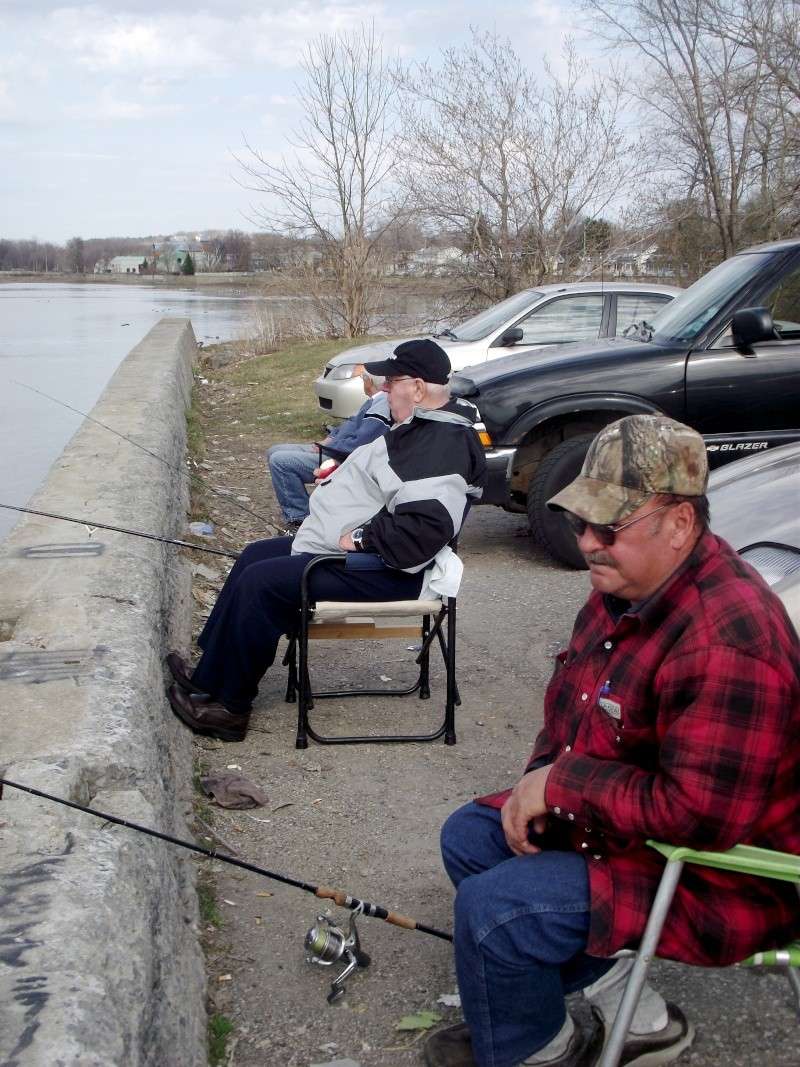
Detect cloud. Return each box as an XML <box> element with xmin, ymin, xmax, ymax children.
<box><xmin>64</xmin><ymin>87</ymin><xmax>183</xmax><ymax>121</ymax></box>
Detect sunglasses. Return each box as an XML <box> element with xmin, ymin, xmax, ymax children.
<box><xmin>564</xmin><ymin>501</ymin><xmax>676</xmax><ymax>546</ymax></box>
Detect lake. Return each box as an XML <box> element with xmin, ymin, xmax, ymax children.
<box><xmin>0</xmin><ymin>280</ymin><xmax>439</xmax><ymax>542</ymax></box>
<box><xmin>0</xmin><ymin>281</ymin><xmax>294</xmax><ymax>542</ymax></box>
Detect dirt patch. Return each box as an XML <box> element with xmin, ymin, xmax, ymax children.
<box><xmin>179</xmin><ymin>344</ymin><xmax>800</xmax><ymax>1067</ymax></box>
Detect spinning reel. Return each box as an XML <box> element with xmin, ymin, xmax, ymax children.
<box><xmin>304</xmin><ymin>903</ymin><xmax>371</xmax><ymax>1003</ymax></box>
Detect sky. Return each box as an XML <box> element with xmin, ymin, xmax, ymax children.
<box><xmin>0</xmin><ymin>0</ymin><xmax>590</xmax><ymax>244</ymax></box>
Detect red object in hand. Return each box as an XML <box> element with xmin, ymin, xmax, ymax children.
<box><xmin>318</xmin><ymin>459</ymin><xmax>339</xmax><ymax>477</ymax></box>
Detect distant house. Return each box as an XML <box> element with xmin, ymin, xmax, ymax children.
<box><xmin>407</xmin><ymin>246</ymin><xmax>464</xmax><ymax>275</ymax></box>
<box><xmin>105</xmin><ymin>256</ymin><xmax>148</xmax><ymax>275</ymax></box>
<box><xmin>607</xmin><ymin>246</ymin><xmax>677</xmax><ymax>279</ymax></box>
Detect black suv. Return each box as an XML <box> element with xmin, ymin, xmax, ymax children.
<box><xmin>451</xmin><ymin>237</ymin><xmax>800</xmax><ymax>568</ymax></box>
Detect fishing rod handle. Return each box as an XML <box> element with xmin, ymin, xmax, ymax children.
<box><xmin>315</xmin><ymin>886</ymin><xmax>416</xmax><ymax>929</ymax></box>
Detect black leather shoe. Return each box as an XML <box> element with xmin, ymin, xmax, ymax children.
<box><xmin>167</xmin><ymin>683</ymin><xmax>250</xmax><ymax>741</ymax></box>
<box><xmin>166</xmin><ymin>651</ymin><xmax>208</xmax><ymax>695</ymax></box>
<box><xmin>591</xmin><ymin>1003</ymin><xmax>694</xmax><ymax>1066</ymax></box>
<box><xmin>423</xmin><ymin>1016</ymin><xmax>602</xmax><ymax>1067</ymax></box>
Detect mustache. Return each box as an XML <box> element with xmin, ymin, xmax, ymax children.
<box><xmin>585</xmin><ymin>552</ymin><xmax>617</xmax><ymax>568</ymax></box>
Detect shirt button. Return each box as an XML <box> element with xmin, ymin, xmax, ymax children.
<box><xmin>604</xmin><ymin>641</ymin><xmax>613</xmax><ymax>650</ymax></box>
<box><xmin>581</xmin><ymin>841</ymin><xmax>588</xmax><ymax>849</ymax></box>
<box><xmin>581</xmin><ymin>693</ymin><xmax>588</xmax><ymax>701</ymax></box>
<box><xmin>585</xmin><ymin>826</ymin><xmax>592</xmax><ymax>833</ymax></box>
<box><xmin>567</xmin><ymin>813</ymin><xmax>575</xmax><ymax>821</ymax></box>
<box><xmin>615</xmin><ymin>736</ymin><xmax>621</xmax><ymax>743</ymax></box>
<box><xmin>553</xmin><ymin>806</ymin><xmax>562</xmax><ymax>815</ymax></box>
<box><xmin>564</xmin><ymin>745</ymin><xmax>572</xmax><ymax>752</ymax></box>
<box><xmin>593</xmin><ymin>854</ymin><xmax>602</xmax><ymax>860</ymax></box>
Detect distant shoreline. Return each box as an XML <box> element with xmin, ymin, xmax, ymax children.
<box><xmin>0</xmin><ymin>271</ymin><xmax>443</xmax><ymax>295</ymax></box>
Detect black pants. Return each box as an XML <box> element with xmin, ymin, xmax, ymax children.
<box><xmin>192</xmin><ymin>537</ymin><xmax>424</xmax><ymax>712</ymax></box>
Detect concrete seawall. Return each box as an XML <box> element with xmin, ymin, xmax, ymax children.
<box><xmin>0</xmin><ymin>319</ymin><xmax>206</xmax><ymax>1065</ymax></box>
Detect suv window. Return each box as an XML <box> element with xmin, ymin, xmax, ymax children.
<box><xmin>616</xmin><ymin>293</ymin><xmax>671</xmax><ymax>334</ymax></box>
<box><xmin>516</xmin><ymin>294</ymin><xmax>604</xmax><ymax>345</ymax></box>
<box><xmin>767</xmin><ymin>266</ymin><xmax>800</xmax><ymax>339</ymax></box>
<box><xmin>712</xmin><ymin>261</ymin><xmax>800</xmax><ymax>347</ymax></box>
<box><xmin>652</xmin><ymin>251</ymin><xmax>772</xmax><ymax>343</ymax></box>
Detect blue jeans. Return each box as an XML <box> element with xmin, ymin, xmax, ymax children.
<box><xmin>441</xmin><ymin>803</ymin><xmax>614</xmax><ymax>1067</ymax></box>
<box><xmin>267</xmin><ymin>443</ymin><xmax>319</xmax><ymax>522</ymax></box>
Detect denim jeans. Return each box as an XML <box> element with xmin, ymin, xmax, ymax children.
<box><xmin>441</xmin><ymin>802</ymin><xmax>614</xmax><ymax>1067</ymax></box>
<box><xmin>267</xmin><ymin>443</ymin><xmax>319</xmax><ymax>522</ymax></box>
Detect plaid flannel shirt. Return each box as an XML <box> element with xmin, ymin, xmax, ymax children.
<box><xmin>480</xmin><ymin>533</ymin><xmax>800</xmax><ymax>965</ymax></box>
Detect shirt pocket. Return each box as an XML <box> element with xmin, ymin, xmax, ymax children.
<box><xmin>579</xmin><ymin>689</ymin><xmax>657</xmax><ymax>762</ymax></box>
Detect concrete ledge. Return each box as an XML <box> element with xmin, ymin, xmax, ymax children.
<box><xmin>0</xmin><ymin>319</ymin><xmax>206</xmax><ymax>1066</ymax></box>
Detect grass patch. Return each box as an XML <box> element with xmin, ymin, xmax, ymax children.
<box><xmin>208</xmin><ymin>1013</ymin><xmax>234</xmax><ymax>1066</ymax></box>
<box><xmin>218</xmin><ymin>336</ymin><xmax>385</xmax><ymax>441</ymax></box>
<box><xmin>198</xmin><ymin>878</ymin><xmax>223</xmax><ymax>928</ymax></box>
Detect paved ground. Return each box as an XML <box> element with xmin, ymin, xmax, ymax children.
<box><xmin>180</xmin><ymin>503</ymin><xmax>800</xmax><ymax>1067</ymax></box>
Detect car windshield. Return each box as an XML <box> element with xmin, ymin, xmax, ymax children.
<box><xmin>650</xmin><ymin>252</ymin><xmax>773</xmax><ymax>343</ymax></box>
<box><xmin>448</xmin><ymin>290</ymin><xmax>543</xmax><ymax>342</ymax></box>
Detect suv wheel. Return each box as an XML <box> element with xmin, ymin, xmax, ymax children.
<box><xmin>527</xmin><ymin>434</ymin><xmax>595</xmax><ymax>570</ymax></box>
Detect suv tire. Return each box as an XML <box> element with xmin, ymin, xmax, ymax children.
<box><xmin>527</xmin><ymin>433</ymin><xmax>596</xmax><ymax>570</ymax></box>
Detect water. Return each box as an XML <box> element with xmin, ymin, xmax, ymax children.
<box><xmin>0</xmin><ymin>281</ymin><xmax>441</xmax><ymax>543</ymax></box>
<box><xmin>0</xmin><ymin>281</ymin><xmax>286</xmax><ymax>542</ymax></box>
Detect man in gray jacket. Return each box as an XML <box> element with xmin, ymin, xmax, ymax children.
<box><xmin>166</xmin><ymin>339</ymin><xmax>486</xmax><ymax>741</ymax></box>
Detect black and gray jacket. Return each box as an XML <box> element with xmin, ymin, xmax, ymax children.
<box><xmin>291</xmin><ymin>398</ymin><xmax>487</xmax><ymax>572</ymax></box>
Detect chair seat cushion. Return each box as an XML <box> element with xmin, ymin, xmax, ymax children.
<box><xmin>311</xmin><ymin>599</ymin><xmax>443</xmax><ymax>622</ymax></box>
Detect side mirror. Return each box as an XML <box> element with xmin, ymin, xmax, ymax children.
<box><xmin>499</xmin><ymin>326</ymin><xmax>523</xmax><ymax>346</ymax></box>
<box><xmin>731</xmin><ymin>307</ymin><xmax>775</xmax><ymax>352</ymax></box>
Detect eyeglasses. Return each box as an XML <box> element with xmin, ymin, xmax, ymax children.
<box><xmin>564</xmin><ymin>501</ymin><xmax>676</xmax><ymax>546</ymax></box>
<box><xmin>384</xmin><ymin>376</ymin><xmax>417</xmax><ymax>389</ymax></box>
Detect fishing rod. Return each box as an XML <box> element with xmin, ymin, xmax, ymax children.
<box><xmin>0</xmin><ymin>503</ymin><xmax>240</xmax><ymax>560</ymax></box>
<box><xmin>1</xmin><ymin>777</ymin><xmax>451</xmax><ymax>999</ymax></box>
<box><xmin>12</xmin><ymin>379</ymin><xmax>276</xmax><ymax>530</ymax></box>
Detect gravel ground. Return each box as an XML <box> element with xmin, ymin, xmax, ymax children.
<box><xmin>179</xmin><ymin>363</ymin><xmax>799</xmax><ymax>1067</ymax></box>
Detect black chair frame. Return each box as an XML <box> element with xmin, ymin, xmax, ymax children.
<box><xmin>285</xmin><ymin>553</ymin><xmax>459</xmax><ymax>748</ymax></box>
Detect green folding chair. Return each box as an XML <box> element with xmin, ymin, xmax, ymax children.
<box><xmin>598</xmin><ymin>841</ymin><xmax>800</xmax><ymax>1067</ymax></box>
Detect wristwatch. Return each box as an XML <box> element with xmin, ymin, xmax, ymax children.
<box><xmin>351</xmin><ymin>527</ymin><xmax>365</xmax><ymax>552</ymax></box>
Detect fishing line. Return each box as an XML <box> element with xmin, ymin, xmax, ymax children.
<box><xmin>0</xmin><ymin>777</ymin><xmax>452</xmax><ymax>943</ymax></box>
<box><xmin>12</xmin><ymin>379</ymin><xmax>276</xmax><ymax>529</ymax></box>
<box><xmin>0</xmin><ymin>503</ymin><xmax>240</xmax><ymax>560</ymax></box>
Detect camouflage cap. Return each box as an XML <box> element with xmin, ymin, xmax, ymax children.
<box><xmin>547</xmin><ymin>415</ymin><xmax>708</xmax><ymax>524</ymax></box>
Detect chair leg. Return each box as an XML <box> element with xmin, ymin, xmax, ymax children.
<box><xmin>419</xmin><ymin>615</ymin><xmax>431</xmax><ymax>700</ymax></box>
<box><xmin>598</xmin><ymin>859</ymin><xmax>685</xmax><ymax>1067</ymax></box>
<box><xmin>437</xmin><ymin>626</ymin><xmax>461</xmax><ymax>706</ymax></box>
<box><xmin>295</xmin><ymin>617</ymin><xmax>310</xmax><ymax>749</ymax></box>
<box><xmin>283</xmin><ymin>637</ymin><xmax>297</xmax><ymax>703</ymax></box>
<box><xmin>444</xmin><ymin>599</ymin><xmax>457</xmax><ymax>745</ymax></box>
<box><xmin>786</xmin><ymin>966</ymin><xmax>800</xmax><ymax>1017</ymax></box>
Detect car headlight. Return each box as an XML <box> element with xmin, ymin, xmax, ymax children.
<box><xmin>739</xmin><ymin>543</ymin><xmax>800</xmax><ymax>586</ymax></box>
<box><xmin>327</xmin><ymin>363</ymin><xmax>364</xmax><ymax>381</ymax></box>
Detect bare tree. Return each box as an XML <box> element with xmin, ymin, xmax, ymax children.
<box><xmin>238</xmin><ymin>25</ymin><xmax>400</xmax><ymax>337</ymax></box>
<box><xmin>66</xmin><ymin>236</ymin><xmax>85</xmax><ymax>274</ymax></box>
<box><xmin>395</xmin><ymin>30</ymin><xmax>637</xmax><ymax>308</ymax></box>
<box><xmin>585</xmin><ymin>0</ymin><xmax>783</xmax><ymax>258</ymax></box>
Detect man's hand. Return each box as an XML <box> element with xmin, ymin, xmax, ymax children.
<box><xmin>338</xmin><ymin>533</ymin><xmax>355</xmax><ymax>551</ymax></box>
<box><xmin>501</xmin><ymin>765</ymin><xmax>553</xmax><ymax>856</ymax></box>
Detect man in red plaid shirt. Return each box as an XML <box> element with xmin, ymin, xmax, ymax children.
<box><xmin>425</xmin><ymin>415</ymin><xmax>800</xmax><ymax>1067</ymax></box>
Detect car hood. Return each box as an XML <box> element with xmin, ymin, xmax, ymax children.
<box><xmin>450</xmin><ymin>335</ymin><xmax>646</xmax><ymax>390</ymax></box>
<box><xmin>325</xmin><ymin>334</ymin><xmax>479</xmax><ymax>369</ymax></box>
<box><xmin>708</xmin><ymin>441</ymin><xmax>800</xmax><ymax>552</ymax></box>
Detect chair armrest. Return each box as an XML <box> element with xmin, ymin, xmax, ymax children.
<box><xmin>647</xmin><ymin>840</ymin><xmax>800</xmax><ymax>884</ymax></box>
<box><xmin>300</xmin><ymin>553</ymin><xmax>347</xmax><ymax>610</ymax></box>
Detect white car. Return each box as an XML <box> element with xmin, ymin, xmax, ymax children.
<box><xmin>314</xmin><ymin>281</ymin><xmax>682</xmax><ymax>418</ymax></box>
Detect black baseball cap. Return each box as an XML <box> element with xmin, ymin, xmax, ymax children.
<box><xmin>363</xmin><ymin>338</ymin><xmax>451</xmax><ymax>385</ymax></box>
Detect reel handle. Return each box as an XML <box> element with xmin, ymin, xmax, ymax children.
<box><xmin>315</xmin><ymin>886</ymin><xmax>416</xmax><ymax>930</ymax></box>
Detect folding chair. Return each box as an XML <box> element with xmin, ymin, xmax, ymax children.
<box><xmin>284</xmin><ymin>553</ymin><xmax>460</xmax><ymax>748</ymax></box>
<box><xmin>598</xmin><ymin>840</ymin><xmax>800</xmax><ymax>1067</ymax></box>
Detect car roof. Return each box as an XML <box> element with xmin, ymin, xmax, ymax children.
<box><xmin>524</xmin><ymin>281</ymin><xmax>683</xmax><ymax>297</ymax></box>
<box><xmin>737</xmin><ymin>236</ymin><xmax>800</xmax><ymax>254</ymax></box>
